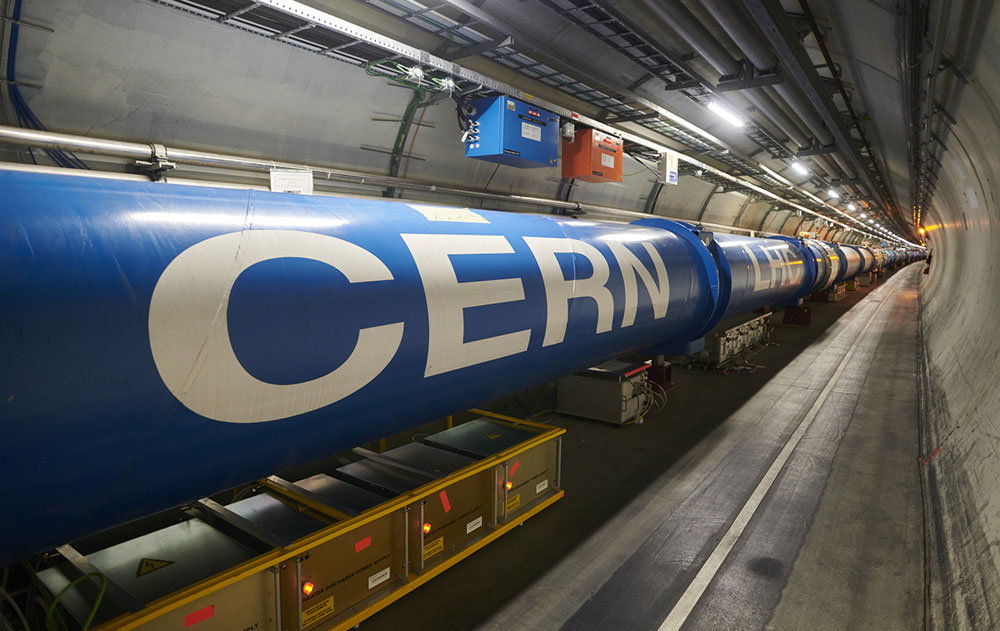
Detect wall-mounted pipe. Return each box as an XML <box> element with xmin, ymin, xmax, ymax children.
<box><xmin>0</xmin><ymin>124</ymin><xmax>907</xmax><ymax>246</ymax></box>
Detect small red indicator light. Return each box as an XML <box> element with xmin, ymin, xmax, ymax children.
<box><xmin>302</xmin><ymin>581</ymin><xmax>315</xmax><ymax>596</ymax></box>
<box><xmin>422</xmin><ymin>522</ymin><xmax>432</xmax><ymax>534</ymax></box>
<box><xmin>505</xmin><ymin>481</ymin><xmax>513</xmax><ymax>491</ymax></box>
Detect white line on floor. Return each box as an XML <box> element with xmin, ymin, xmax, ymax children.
<box><xmin>658</xmin><ymin>278</ymin><xmax>898</xmax><ymax>631</ymax></box>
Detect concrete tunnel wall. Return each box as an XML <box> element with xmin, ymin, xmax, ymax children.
<box><xmin>918</xmin><ymin>3</ymin><xmax>1000</xmax><ymax>626</ymax></box>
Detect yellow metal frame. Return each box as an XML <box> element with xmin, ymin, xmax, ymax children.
<box><xmin>95</xmin><ymin>414</ymin><xmax>565</xmax><ymax>631</ymax></box>
<box><xmin>322</xmin><ymin>491</ymin><xmax>562</xmax><ymax>631</ymax></box>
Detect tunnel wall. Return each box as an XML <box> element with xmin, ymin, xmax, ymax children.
<box><xmin>918</xmin><ymin>4</ymin><xmax>1000</xmax><ymax>628</ymax></box>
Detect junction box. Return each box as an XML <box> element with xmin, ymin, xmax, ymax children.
<box><xmin>465</xmin><ymin>95</ymin><xmax>559</xmax><ymax>168</ymax></box>
<box><xmin>561</xmin><ymin>128</ymin><xmax>623</xmax><ymax>182</ymax></box>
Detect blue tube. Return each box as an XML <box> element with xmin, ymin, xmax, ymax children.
<box><xmin>0</xmin><ymin>169</ymin><xmax>722</xmax><ymax>564</ymax></box>
<box><xmin>701</xmin><ymin>233</ymin><xmax>809</xmax><ymax>331</ymax></box>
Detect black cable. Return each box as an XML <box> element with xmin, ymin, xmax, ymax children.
<box><xmin>483</xmin><ymin>163</ymin><xmax>501</xmax><ymax>190</ymax></box>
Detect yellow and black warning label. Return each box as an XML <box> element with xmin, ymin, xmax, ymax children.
<box><xmin>505</xmin><ymin>494</ymin><xmax>520</xmax><ymax>512</ymax></box>
<box><xmin>302</xmin><ymin>595</ymin><xmax>335</xmax><ymax>628</ymax></box>
<box><xmin>135</xmin><ymin>558</ymin><xmax>173</xmax><ymax>577</ymax></box>
<box><xmin>423</xmin><ymin>536</ymin><xmax>444</xmax><ymax>561</ymax></box>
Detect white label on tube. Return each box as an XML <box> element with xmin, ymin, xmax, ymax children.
<box><xmin>408</xmin><ymin>204</ymin><xmax>489</xmax><ymax>224</ymax></box>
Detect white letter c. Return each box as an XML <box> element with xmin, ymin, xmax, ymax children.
<box><xmin>148</xmin><ymin>230</ymin><xmax>403</xmax><ymax>423</ymax></box>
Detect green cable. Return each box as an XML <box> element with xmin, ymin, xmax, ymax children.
<box><xmin>45</xmin><ymin>573</ymin><xmax>106</xmax><ymax>631</ymax></box>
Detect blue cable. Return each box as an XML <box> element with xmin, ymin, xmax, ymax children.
<box><xmin>7</xmin><ymin>0</ymin><xmax>88</xmax><ymax>168</ymax></box>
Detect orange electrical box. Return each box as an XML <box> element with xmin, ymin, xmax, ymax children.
<box><xmin>561</xmin><ymin>128</ymin><xmax>623</xmax><ymax>183</ymax></box>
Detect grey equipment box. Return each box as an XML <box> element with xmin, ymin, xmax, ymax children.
<box><xmin>556</xmin><ymin>360</ymin><xmax>651</xmax><ymax>424</ymax></box>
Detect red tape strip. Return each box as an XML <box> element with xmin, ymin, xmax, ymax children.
<box><xmin>184</xmin><ymin>605</ymin><xmax>215</xmax><ymax>627</ymax></box>
<box><xmin>439</xmin><ymin>490</ymin><xmax>451</xmax><ymax>513</ymax></box>
<box><xmin>355</xmin><ymin>535</ymin><xmax>372</xmax><ymax>553</ymax></box>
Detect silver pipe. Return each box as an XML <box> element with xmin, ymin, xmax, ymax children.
<box><xmin>0</xmin><ymin>159</ymin><xmax>780</xmax><ymax>239</ymax></box>
<box><xmin>636</xmin><ymin>0</ymin><xmax>852</xmax><ymax>185</ymax></box>
<box><xmin>0</xmin><ymin>124</ymin><xmax>889</xmax><ymax>240</ymax></box>
<box><xmin>638</xmin><ymin>0</ymin><xmax>814</xmax><ymax>151</ymax></box>
<box><xmin>0</xmin><ymin>126</ymin><xmax>155</xmax><ymax>158</ymax></box>
<box><xmin>693</xmin><ymin>0</ymin><xmax>861</xmax><ymax>180</ymax></box>
<box><xmin>0</xmin><ymin>124</ymin><xmax>589</xmax><ymax>211</ymax></box>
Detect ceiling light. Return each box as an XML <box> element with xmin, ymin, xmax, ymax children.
<box><xmin>859</xmin><ymin>212</ymin><xmax>866</xmax><ymax>218</ymax></box>
<box><xmin>758</xmin><ymin>163</ymin><xmax>794</xmax><ymax>187</ymax></box>
<box><xmin>791</xmin><ymin>161</ymin><xmax>809</xmax><ymax>175</ymax></box>
<box><xmin>848</xmin><ymin>203</ymin><xmax>856</xmax><ymax>211</ymax></box>
<box><xmin>828</xmin><ymin>189</ymin><xmax>839</xmax><ymax>198</ymax></box>
<box><xmin>869</xmin><ymin>219</ymin><xmax>875</xmax><ymax>223</ymax></box>
<box><xmin>707</xmin><ymin>101</ymin><xmax>745</xmax><ymax>127</ymax></box>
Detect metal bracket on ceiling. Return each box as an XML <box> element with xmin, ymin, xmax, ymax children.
<box><xmin>794</xmin><ymin>143</ymin><xmax>837</xmax><ymax>157</ymax></box>
<box><xmin>608</xmin><ymin>111</ymin><xmax>660</xmax><ymax>123</ymax></box>
<box><xmin>438</xmin><ymin>35</ymin><xmax>514</xmax><ymax>62</ymax></box>
<box><xmin>937</xmin><ymin>58</ymin><xmax>969</xmax><ymax>85</ymax></box>
<box><xmin>933</xmin><ymin>102</ymin><xmax>957</xmax><ymax>126</ymax></box>
<box><xmin>715</xmin><ymin>61</ymin><xmax>783</xmax><ymax>92</ymax></box>
<box><xmin>783</xmin><ymin>12</ymin><xmax>817</xmax><ymax>41</ymax></box>
<box><xmin>129</xmin><ymin>143</ymin><xmax>175</xmax><ymax>181</ymax></box>
<box><xmin>663</xmin><ymin>79</ymin><xmax>704</xmax><ymax>91</ymax></box>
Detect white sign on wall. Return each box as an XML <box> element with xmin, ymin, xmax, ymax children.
<box><xmin>269</xmin><ymin>168</ymin><xmax>314</xmax><ymax>195</ymax></box>
<box><xmin>659</xmin><ymin>150</ymin><xmax>679</xmax><ymax>185</ymax></box>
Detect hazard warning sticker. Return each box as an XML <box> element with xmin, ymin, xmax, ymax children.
<box><xmin>302</xmin><ymin>595</ymin><xmax>335</xmax><ymax>628</ymax></box>
<box><xmin>135</xmin><ymin>558</ymin><xmax>173</xmax><ymax>577</ymax></box>
<box><xmin>505</xmin><ymin>494</ymin><xmax>520</xmax><ymax>512</ymax></box>
<box><xmin>423</xmin><ymin>536</ymin><xmax>444</xmax><ymax>561</ymax></box>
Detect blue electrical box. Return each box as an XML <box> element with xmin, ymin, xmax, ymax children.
<box><xmin>465</xmin><ymin>95</ymin><xmax>559</xmax><ymax>168</ymax></box>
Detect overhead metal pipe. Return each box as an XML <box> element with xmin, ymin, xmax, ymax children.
<box><xmin>635</xmin><ymin>0</ymin><xmax>815</xmax><ymax>151</ymax></box>
<box><xmin>693</xmin><ymin>0</ymin><xmax>858</xmax><ymax>181</ymax></box>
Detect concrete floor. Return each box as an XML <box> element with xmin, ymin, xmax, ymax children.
<box><xmin>361</xmin><ymin>266</ymin><xmax>924</xmax><ymax>631</ymax></box>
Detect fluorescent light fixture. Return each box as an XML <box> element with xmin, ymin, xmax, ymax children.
<box><xmin>758</xmin><ymin>163</ymin><xmax>794</xmax><ymax>187</ymax></box>
<box><xmin>791</xmin><ymin>161</ymin><xmax>809</xmax><ymax>175</ymax></box>
<box><xmin>828</xmin><ymin>189</ymin><xmax>840</xmax><ymax>198</ymax></box>
<box><xmin>707</xmin><ymin>101</ymin><xmax>745</xmax><ymax>127</ymax></box>
<box><xmin>860</xmin><ymin>212</ymin><xmax>867</xmax><ymax>218</ymax></box>
<box><xmin>869</xmin><ymin>219</ymin><xmax>875</xmax><ymax>223</ymax></box>
<box><xmin>848</xmin><ymin>203</ymin><xmax>857</xmax><ymax>211</ymax></box>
